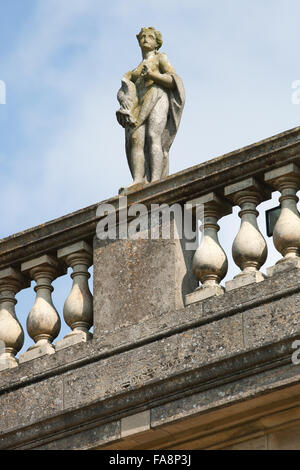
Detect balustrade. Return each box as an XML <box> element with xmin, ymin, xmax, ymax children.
<box><xmin>186</xmin><ymin>193</ymin><xmax>232</xmax><ymax>305</ymax></box>
<box><xmin>224</xmin><ymin>178</ymin><xmax>271</xmax><ymax>291</ymax></box>
<box><xmin>56</xmin><ymin>241</ymin><xmax>93</xmax><ymax>350</ymax></box>
<box><xmin>0</xmin><ymin>143</ymin><xmax>299</xmax><ymax>371</ymax></box>
<box><xmin>5</xmin><ymin>243</ymin><xmax>94</xmax><ymax>365</ymax></box>
<box><xmin>19</xmin><ymin>255</ymin><xmax>66</xmax><ymax>362</ymax></box>
<box><xmin>0</xmin><ymin>268</ymin><xmax>29</xmax><ymax>370</ymax></box>
<box><xmin>265</xmin><ymin>163</ymin><xmax>300</xmax><ymax>275</ymax></box>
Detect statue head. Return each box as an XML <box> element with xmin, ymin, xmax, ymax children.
<box><xmin>136</xmin><ymin>27</ymin><xmax>163</xmax><ymax>52</ymax></box>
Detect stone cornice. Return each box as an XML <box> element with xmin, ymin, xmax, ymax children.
<box><xmin>1</xmin><ymin>268</ymin><xmax>300</xmax><ymax>449</ymax></box>
<box><xmin>0</xmin><ymin>267</ymin><xmax>299</xmax><ymax>394</ymax></box>
<box><xmin>0</xmin><ymin>337</ymin><xmax>298</xmax><ymax>450</ymax></box>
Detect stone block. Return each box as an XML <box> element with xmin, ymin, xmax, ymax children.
<box><xmin>0</xmin><ymin>355</ymin><xmax>18</xmax><ymax>372</ymax></box>
<box><xmin>243</xmin><ymin>292</ymin><xmax>300</xmax><ymax>349</ymax></box>
<box><xmin>264</xmin><ymin>163</ymin><xmax>300</xmax><ymax>184</ymax></box>
<box><xmin>57</xmin><ymin>240</ymin><xmax>92</xmax><ymax>259</ymax></box>
<box><xmin>267</xmin><ymin>258</ymin><xmax>300</xmax><ymax>277</ymax></box>
<box><xmin>186</xmin><ymin>285</ymin><xmax>224</xmax><ymax>305</ymax></box>
<box><xmin>225</xmin><ymin>271</ymin><xmax>265</xmax><ymax>292</ymax></box>
<box><xmin>0</xmin><ymin>376</ymin><xmax>63</xmax><ymax>433</ymax></box>
<box><xmin>121</xmin><ymin>410</ymin><xmax>150</xmax><ymax>438</ymax></box>
<box><xmin>35</xmin><ymin>420</ymin><xmax>121</xmax><ymax>450</ymax></box>
<box><xmin>19</xmin><ymin>343</ymin><xmax>55</xmax><ymax>363</ymax></box>
<box><xmin>55</xmin><ymin>331</ymin><xmax>92</xmax><ymax>351</ymax></box>
<box><xmin>93</xmin><ymin>216</ymin><xmax>197</xmax><ymax>335</ymax></box>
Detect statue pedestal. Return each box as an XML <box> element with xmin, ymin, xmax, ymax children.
<box><xmin>118</xmin><ymin>183</ymin><xmax>146</xmax><ymax>196</ymax></box>
<box><xmin>93</xmin><ymin>217</ymin><xmax>197</xmax><ymax>336</ymax></box>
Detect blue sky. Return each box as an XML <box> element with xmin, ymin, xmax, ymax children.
<box><xmin>0</xmin><ymin>0</ymin><xmax>299</xmax><ymax>353</ymax></box>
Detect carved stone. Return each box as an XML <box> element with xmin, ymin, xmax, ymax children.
<box><xmin>20</xmin><ymin>255</ymin><xmax>66</xmax><ymax>362</ymax></box>
<box><xmin>116</xmin><ymin>27</ymin><xmax>185</xmax><ymax>190</ymax></box>
<box><xmin>224</xmin><ymin>178</ymin><xmax>271</xmax><ymax>291</ymax></box>
<box><xmin>93</xmin><ymin>213</ymin><xmax>196</xmax><ymax>335</ymax></box>
<box><xmin>265</xmin><ymin>163</ymin><xmax>300</xmax><ymax>276</ymax></box>
<box><xmin>186</xmin><ymin>193</ymin><xmax>232</xmax><ymax>304</ymax></box>
<box><xmin>56</xmin><ymin>241</ymin><xmax>93</xmax><ymax>350</ymax></box>
<box><xmin>0</xmin><ymin>268</ymin><xmax>30</xmax><ymax>371</ymax></box>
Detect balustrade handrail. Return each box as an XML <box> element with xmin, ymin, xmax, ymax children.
<box><xmin>0</xmin><ymin>125</ymin><xmax>300</xmax><ymax>371</ymax></box>
<box><xmin>0</xmin><ymin>125</ymin><xmax>299</xmax><ymax>270</ymax></box>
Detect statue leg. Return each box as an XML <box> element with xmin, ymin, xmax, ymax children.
<box><xmin>147</xmin><ymin>94</ymin><xmax>169</xmax><ymax>182</ymax></box>
<box><xmin>130</xmin><ymin>125</ymin><xmax>146</xmax><ymax>184</ymax></box>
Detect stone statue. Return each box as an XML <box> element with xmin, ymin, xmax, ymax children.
<box><xmin>116</xmin><ymin>27</ymin><xmax>185</xmax><ymax>189</ymax></box>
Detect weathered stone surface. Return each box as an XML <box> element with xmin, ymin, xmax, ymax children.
<box><xmin>150</xmin><ymin>363</ymin><xmax>300</xmax><ymax>429</ymax></box>
<box><xmin>93</xmin><ymin>218</ymin><xmax>196</xmax><ymax>334</ymax></box>
<box><xmin>0</xmin><ymin>376</ymin><xmax>63</xmax><ymax>433</ymax></box>
<box><xmin>243</xmin><ymin>293</ymin><xmax>300</xmax><ymax>349</ymax></box>
<box><xmin>0</xmin><ymin>204</ymin><xmax>299</xmax><ymax>451</ymax></box>
<box><xmin>267</xmin><ymin>258</ymin><xmax>300</xmax><ymax>276</ymax></box>
<box><xmin>186</xmin><ymin>285</ymin><xmax>224</xmax><ymax>304</ymax></box>
<box><xmin>19</xmin><ymin>342</ymin><xmax>55</xmax><ymax>363</ymax></box>
<box><xmin>1</xmin><ymin>268</ymin><xmax>300</xmax><ymax>395</ymax></box>
<box><xmin>121</xmin><ymin>410</ymin><xmax>150</xmax><ymax>438</ymax></box>
<box><xmin>202</xmin><ymin>267</ymin><xmax>300</xmax><ymax>318</ymax></box>
<box><xmin>62</xmin><ymin>315</ymin><xmax>243</xmax><ymax>411</ymax></box>
<box><xmin>225</xmin><ymin>271</ymin><xmax>265</xmax><ymax>291</ymax></box>
<box><xmin>34</xmin><ymin>420</ymin><xmax>120</xmax><ymax>450</ymax></box>
<box><xmin>55</xmin><ymin>332</ymin><xmax>92</xmax><ymax>351</ymax></box>
<box><xmin>0</xmin><ymin>128</ymin><xmax>300</xmax><ymax>450</ymax></box>
<box><xmin>0</xmin><ymin>337</ymin><xmax>299</xmax><ymax>449</ymax></box>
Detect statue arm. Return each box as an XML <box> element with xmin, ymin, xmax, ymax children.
<box><xmin>124</xmin><ymin>70</ymin><xmax>133</xmax><ymax>80</ymax></box>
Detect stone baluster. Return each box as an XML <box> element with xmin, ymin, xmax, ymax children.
<box><xmin>0</xmin><ymin>268</ymin><xmax>30</xmax><ymax>371</ymax></box>
<box><xmin>19</xmin><ymin>255</ymin><xmax>66</xmax><ymax>363</ymax></box>
<box><xmin>265</xmin><ymin>163</ymin><xmax>300</xmax><ymax>276</ymax></box>
<box><xmin>224</xmin><ymin>178</ymin><xmax>271</xmax><ymax>291</ymax></box>
<box><xmin>56</xmin><ymin>241</ymin><xmax>93</xmax><ymax>350</ymax></box>
<box><xmin>186</xmin><ymin>193</ymin><xmax>232</xmax><ymax>305</ymax></box>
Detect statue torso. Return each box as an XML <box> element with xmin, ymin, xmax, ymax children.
<box><xmin>132</xmin><ymin>53</ymin><xmax>162</xmax><ymax>100</ymax></box>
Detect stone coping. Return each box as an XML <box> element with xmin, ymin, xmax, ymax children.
<box><xmin>0</xmin><ymin>331</ymin><xmax>298</xmax><ymax>450</ymax></box>
<box><xmin>0</xmin><ymin>266</ymin><xmax>299</xmax><ymax>394</ymax></box>
<box><xmin>0</xmin><ymin>125</ymin><xmax>299</xmax><ymax>269</ymax></box>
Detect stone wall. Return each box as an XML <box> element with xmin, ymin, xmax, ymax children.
<box><xmin>0</xmin><ymin>126</ymin><xmax>300</xmax><ymax>449</ymax></box>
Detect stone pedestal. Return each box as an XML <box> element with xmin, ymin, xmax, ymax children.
<box><xmin>186</xmin><ymin>284</ymin><xmax>224</xmax><ymax>305</ymax></box>
<box><xmin>225</xmin><ymin>271</ymin><xmax>266</xmax><ymax>292</ymax></box>
<box><xmin>93</xmin><ymin>214</ymin><xmax>197</xmax><ymax>335</ymax></box>
<box><xmin>267</xmin><ymin>257</ymin><xmax>300</xmax><ymax>277</ymax></box>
